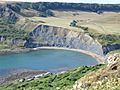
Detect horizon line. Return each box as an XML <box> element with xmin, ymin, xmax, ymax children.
<box><xmin>1</xmin><ymin>0</ymin><xmax>120</xmax><ymax>4</ymax></box>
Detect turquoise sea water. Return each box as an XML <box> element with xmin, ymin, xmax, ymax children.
<box><xmin>0</xmin><ymin>49</ymin><xmax>98</xmax><ymax>75</ymax></box>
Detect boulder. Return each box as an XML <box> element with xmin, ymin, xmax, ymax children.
<box><xmin>107</xmin><ymin>53</ymin><xmax>120</xmax><ymax>64</ymax></box>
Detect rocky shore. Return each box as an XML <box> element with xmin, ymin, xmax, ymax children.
<box><xmin>0</xmin><ymin>69</ymin><xmax>47</xmax><ymax>85</ymax></box>
<box><xmin>0</xmin><ymin>48</ymin><xmax>31</xmax><ymax>55</ymax></box>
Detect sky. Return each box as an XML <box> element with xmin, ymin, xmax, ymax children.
<box><xmin>3</xmin><ymin>0</ymin><xmax>120</xmax><ymax>4</ymax></box>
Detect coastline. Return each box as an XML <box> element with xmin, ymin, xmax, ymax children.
<box><xmin>0</xmin><ymin>69</ymin><xmax>47</xmax><ymax>85</ymax></box>
<box><xmin>0</xmin><ymin>46</ymin><xmax>105</xmax><ymax>84</ymax></box>
<box><xmin>0</xmin><ymin>47</ymin><xmax>105</xmax><ymax>64</ymax></box>
<box><xmin>0</xmin><ymin>48</ymin><xmax>31</xmax><ymax>55</ymax></box>
<box><xmin>31</xmin><ymin>47</ymin><xmax>105</xmax><ymax>64</ymax></box>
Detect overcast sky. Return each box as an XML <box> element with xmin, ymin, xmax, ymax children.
<box><xmin>3</xmin><ymin>0</ymin><xmax>120</xmax><ymax>4</ymax></box>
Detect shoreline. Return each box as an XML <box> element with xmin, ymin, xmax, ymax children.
<box><xmin>0</xmin><ymin>47</ymin><xmax>105</xmax><ymax>84</ymax></box>
<box><xmin>0</xmin><ymin>47</ymin><xmax>105</xmax><ymax>64</ymax></box>
<box><xmin>0</xmin><ymin>48</ymin><xmax>31</xmax><ymax>55</ymax></box>
<box><xmin>0</xmin><ymin>69</ymin><xmax>47</xmax><ymax>85</ymax></box>
<box><xmin>31</xmin><ymin>47</ymin><xmax>105</xmax><ymax>64</ymax></box>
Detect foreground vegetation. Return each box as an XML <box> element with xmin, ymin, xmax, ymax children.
<box><xmin>0</xmin><ymin>64</ymin><xmax>105</xmax><ymax>90</ymax></box>
<box><xmin>108</xmin><ymin>50</ymin><xmax>120</xmax><ymax>55</ymax></box>
<box><xmin>73</xmin><ymin>54</ymin><xmax>120</xmax><ymax>90</ymax></box>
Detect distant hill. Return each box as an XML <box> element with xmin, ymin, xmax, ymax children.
<box><xmin>0</xmin><ymin>1</ymin><xmax>119</xmax><ymax>51</ymax></box>
<box><xmin>1</xmin><ymin>2</ymin><xmax>120</xmax><ymax>13</ymax></box>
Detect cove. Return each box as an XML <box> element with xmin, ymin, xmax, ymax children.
<box><xmin>0</xmin><ymin>49</ymin><xmax>98</xmax><ymax>76</ymax></box>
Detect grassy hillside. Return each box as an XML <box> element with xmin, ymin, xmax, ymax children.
<box><xmin>72</xmin><ymin>54</ymin><xmax>120</xmax><ymax>90</ymax></box>
<box><xmin>0</xmin><ymin>2</ymin><xmax>119</xmax><ymax>90</ymax></box>
<box><xmin>0</xmin><ymin>2</ymin><xmax>120</xmax><ymax>49</ymax></box>
<box><xmin>68</xmin><ymin>11</ymin><xmax>120</xmax><ymax>45</ymax></box>
<box><xmin>0</xmin><ymin>64</ymin><xmax>104</xmax><ymax>90</ymax></box>
<box><xmin>108</xmin><ymin>50</ymin><xmax>120</xmax><ymax>55</ymax></box>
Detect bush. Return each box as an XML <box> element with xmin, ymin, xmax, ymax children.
<box><xmin>39</xmin><ymin>10</ymin><xmax>54</xmax><ymax>17</ymax></box>
<box><xmin>70</xmin><ymin>20</ymin><xmax>77</xmax><ymax>27</ymax></box>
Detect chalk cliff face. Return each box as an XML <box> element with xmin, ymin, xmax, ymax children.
<box><xmin>24</xmin><ymin>25</ymin><xmax>103</xmax><ymax>56</ymax></box>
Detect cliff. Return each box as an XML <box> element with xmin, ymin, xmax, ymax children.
<box><xmin>0</xmin><ymin>2</ymin><xmax>119</xmax><ymax>55</ymax></box>
<box><xmin>102</xmin><ymin>44</ymin><xmax>120</xmax><ymax>54</ymax></box>
<box><xmin>24</xmin><ymin>25</ymin><xmax>103</xmax><ymax>56</ymax></box>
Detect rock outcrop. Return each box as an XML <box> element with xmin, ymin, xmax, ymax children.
<box><xmin>102</xmin><ymin>44</ymin><xmax>120</xmax><ymax>55</ymax></box>
<box><xmin>24</xmin><ymin>25</ymin><xmax>103</xmax><ymax>56</ymax></box>
<box><xmin>107</xmin><ymin>53</ymin><xmax>120</xmax><ymax>64</ymax></box>
<box><xmin>0</xmin><ymin>4</ymin><xmax>19</xmax><ymax>24</ymax></box>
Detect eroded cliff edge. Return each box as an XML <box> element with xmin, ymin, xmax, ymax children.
<box><xmin>24</xmin><ymin>25</ymin><xmax>103</xmax><ymax>56</ymax></box>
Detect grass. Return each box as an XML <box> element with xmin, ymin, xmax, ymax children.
<box><xmin>18</xmin><ymin>11</ymin><xmax>120</xmax><ymax>34</ymax></box>
<box><xmin>0</xmin><ymin>44</ymin><xmax>10</xmax><ymax>49</ymax></box>
<box><xmin>76</xmin><ymin>55</ymin><xmax>120</xmax><ymax>90</ymax></box>
<box><xmin>108</xmin><ymin>50</ymin><xmax>120</xmax><ymax>55</ymax></box>
<box><xmin>76</xmin><ymin>25</ymin><xmax>120</xmax><ymax>45</ymax></box>
<box><xmin>27</xmin><ymin>16</ymin><xmax>81</xmax><ymax>31</ymax></box>
<box><xmin>92</xmin><ymin>34</ymin><xmax>120</xmax><ymax>45</ymax></box>
<box><xmin>75</xmin><ymin>12</ymin><xmax>120</xmax><ymax>34</ymax></box>
<box><xmin>0</xmin><ymin>64</ymin><xmax>105</xmax><ymax>90</ymax></box>
<box><xmin>53</xmin><ymin>11</ymin><xmax>120</xmax><ymax>34</ymax></box>
<box><xmin>0</xmin><ymin>10</ymin><xmax>120</xmax><ymax>49</ymax></box>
